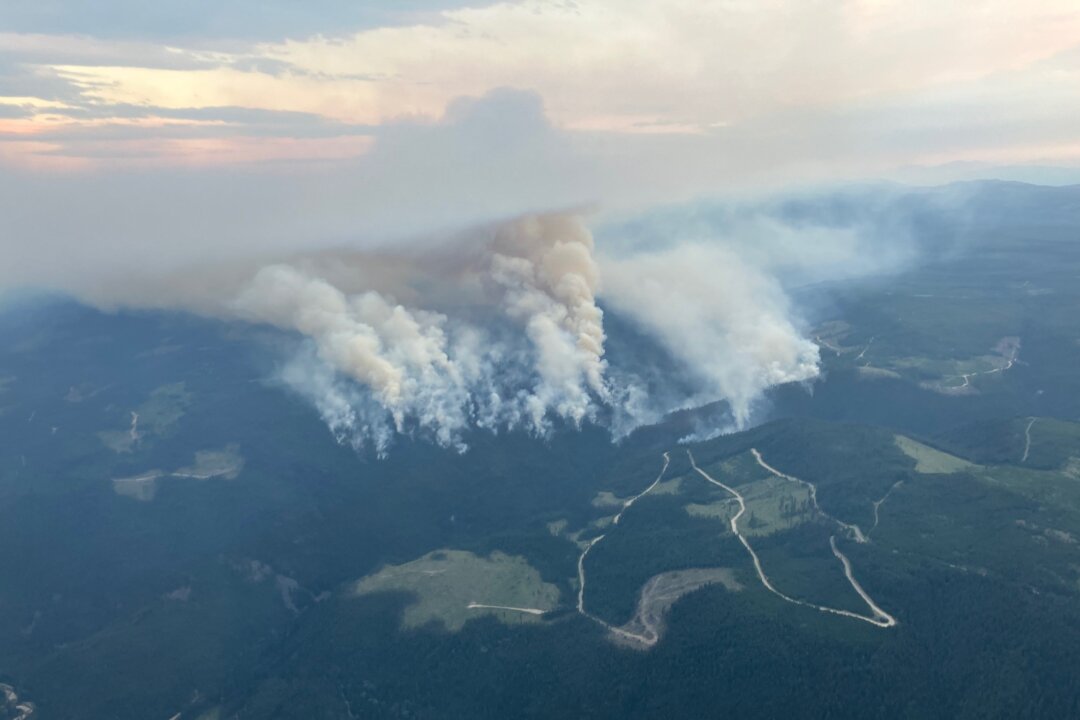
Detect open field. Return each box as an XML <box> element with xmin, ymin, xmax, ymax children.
<box><xmin>686</xmin><ymin>474</ymin><xmax>815</xmax><ymax>537</ymax></box>
<box><xmin>111</xmin><ymin>446</ymin><xmax>245</xmax><ymax>501</ymax></box>
<box><xmin>173</xmin><ymin>445</ymin><xmax>244</xmax><ymax>480</ymax></box>
<box><xmin>651</xmin><ymin>476</ymin><xmax>683</xmax><ymax>495</ymax></box>
<box><xmin>137</xmin><ymin>383</ymin><xmax>191</xmax><ymax>435</ymax></box>
<box><xmin>895</xmin><ymin>436</ymin><xmax>975</xmax><ymax>474</ymax></box>
<box><xmin>591</xmin><ymin>491</ymin><xmax>628</xmax><ymax>508</ymax></box>
<box><xmin>111</xmin><ymin>470</ymin><xmax>164</xmax><ymax>501</ymax></box>
<box><xmin>352</xmin><ymin>550</ymin><xmax>560</xmax><ymax>631</ymax></box>
<box><xmin>98</xmin><ymin>382</ymin><xmax>192</xmax><ymax>453</ymax></box>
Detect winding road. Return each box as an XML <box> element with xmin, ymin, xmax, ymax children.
<box><xmin>467</xmin><ymin>603</ymin><xmax>546</xmax><ymax>615</ymax></box>
<box><xmin>129</xmin><ymin>411</ymin><xmax>140</xmax><ymax>443</ymax></box>
<box><xmin>829</xmin><ymin>537</ymin><xmax>896</xmax><ymax>625</ymax></box>
<box><xmin>575</xmin><ymin>453</ymin><xmax>670</xmax><ymax>647</ymax></box>
<box><xmin>750</xmin><ymin>449</ymin><xmax>867</xmax><ymax>543</ymax></box>
<box><xmin>953</xmin><ymin>349</ymin><xmax>1019</xmax><ymax>390</ymax></box>
<box><xmin>575</xmin><ymin>446</ymin><xmax>897</xmax><ymax>648</ymax></box>
<box><xmin>690</xmin><ymin>450</ymin><xmax>896</xmax><ymax>628</ymax></box>
<box><xmin>871</xmin><ymin>481</ymin><xmax>903</xmax><ymax>535</ymax></box>
<box><xmin>1022</xmin><ymin>417</ymin><xmax>1037</xmax><ymax>463</ymax></box>
<box><xmin>855</xmin><ymin>336</ymin><xmax>876</xmax><ymax>361</ymax></box>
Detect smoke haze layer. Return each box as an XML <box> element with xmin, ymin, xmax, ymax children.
<box><xmin>44</xmin><ymin>191</ymin><xmax>939</xmax><ymax>454</ymax></box>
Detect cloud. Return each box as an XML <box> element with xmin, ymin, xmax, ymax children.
<box><xmin>0</xmin><ymin>1</ymin><xmax>498</xmax><ymax>41</ymax></box>
<box><xmin>0</xmin><ymin>0</ymin><xmax>1075</xmax><ymax>168</ymax></box>
<box><xmin>0</xmin><ymin>0</ymin><xmax>1076</xmax><ymax>192</ymax></box>
<box><xmin>0</xmin><ymin>88</ymin><xmax>602</xmax><ymax>293</ymax></box>
<box><xmin>6</xmin><ymin>67</ymin><xmax>1079</xmax><ymax>301</ymax></box>
<box><xmin>22</xmin><ymin>0</ymin><xmax>1078</xmax><ymax>132</ymax></box>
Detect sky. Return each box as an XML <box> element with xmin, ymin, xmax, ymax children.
<box><xmin>2</xmin><ymin>0</ymin><xmax>1080</xmax><ymax>287</ymax></box>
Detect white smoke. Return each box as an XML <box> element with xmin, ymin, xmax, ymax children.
<box><xmin>235</xmin><ymin>265</ymin><xmax>470</xmax><ymax>448</ymax></box>
<box><xmin>236</xmin><ymin>210</ymin><xmax>828</xmax><ymax>451</ymax></box>
<box><xmin>280</xmin><ymin>353</ymin><xmax>397</xmax><ymax>455</ymax></box>
<box><xmin>599</xmin><ymin>243</ymin><xmax>821</xmax><ymax>428</ymax></box>
<box><xmin>488</xmin><ymin>214</ymin><xmax>608</xmax><ymax>427</ymax></box>
<box><xmin>225</xmin><ymin>213</ymin><xmax>611</xmax><ymax>453</ymax></box>
<box><xmin>63</xmin><ymin>208</ymin><xmax>845</xmax><ymax>453</ymax></box>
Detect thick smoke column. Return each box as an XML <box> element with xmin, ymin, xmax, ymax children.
<box><xmin>229</xmin><ymin>213</ymin><xmax>610</xmax><ymax>453</ymax></box>
<box><xmin>234</xmin><ymin>265</ymin><xmax>471</xmax><ymax>448</ymax></box>
<box><xmin>600</xmin><ymin>243</ymin><xmax>821</xmax><ymax>428</ymax></box>
<box><xmin>489</xmin><ymin>214</ymin><xmax>607</xmax><ymax>427</ymax></box>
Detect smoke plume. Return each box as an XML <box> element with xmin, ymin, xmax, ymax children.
<box><xmin>220</xmin><ymin>213</ymin><xmax>611</xmax><ymax>453</ymax></box>
<box><xmin>63</xmin><ymin>205</ymin><xmax>883</xmax><ymax>454</ymax></box>
<box><xmin>600</xmin><ymin>243</ymin><xmax>821</xmax><ymax>429</ymax></box>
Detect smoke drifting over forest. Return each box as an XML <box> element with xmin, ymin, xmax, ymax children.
<box><xmin>36</xmin><ymin>190</ymin><xmax>940</xmax><ymax>455</ymax></box>
<box><xmin>233</xmin><ymin>213</ymin><xmax>611</xmax><ymax>453</ymax></box>
<box><xmin>1</xmin><ymin>0</ymin><xmax>1077</xmax><ymax>453</ymax></box>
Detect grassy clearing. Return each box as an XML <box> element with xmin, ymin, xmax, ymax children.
<box><xmin>856</xmin><ymin>366</ymin><xmax>902</xmax><ymax>380</ymax></box>
<box><xmin>696</xmin><ymin>452</ymin><xmax>772</xmax><ymax>490</ymax></box>
<box><xmin>352</xmin><ymin>549</ymin><xmax>560</xmax><ymax>632</ymax></box>
<box><xmin>868</xmin><ymin>335</ymin><xmax>1018</xmax><ymax>393</ymax></box>
<box><xmin>684</xmin><ymin>499</ymin><xmax>737</xmax><ymax>523</ymax></box>
<box><xmin>112</xmin><ymin>471</ymin><xmax>164</xmax><ymax>502</ymax></box>
<box><xmin>590</xmin><ymin>515</ymin><xmax>615</xmax><ymax>530</ymax></box>
<box><xmin>686</xmin><ymin>475</ymin><xmax>815</xmax><ymax>537</ymax></box>
<box><xmin>895</xmin><ymin>435</ymin><xmax>975</xmax><ymax>474</ymax></box>
<box><xmin>591</xmin><ymin>491</ymin><xmax>627</xmax><ymax>508</ymax></box>
<box><xmin>174</xmin><ymin>445</ymin><xmax>244</xmax><ymax>480</ymax></box>
<box><xmin>812</xmin><ymin>320</ymin><xmax>858</xmax><ymax>355</ymax></box>
<box><xmin>99</xmin><ymin>382</ymin><xmax>192</xmax><ymax>453</ymax></box>
<box><xmin>98</xmin><ymin>428</ymin><xmax>137</xmax><ymax>454</ymax></box>
<box><xmin>112</xmin><ymin>446</ymin><xmax>245</xmax><ymax>501</ymax></box>
<box><xmin>139</xmin><ymin>382</ymin><xmax>191</xmax><ymax>435</ymax></box>
<box><xmin>546</xmin><ymin>519</ymin><xmax>568</xmax><ymax>536</ymax></box>
<box><xmin>651</xmin><ymin>477</ymin><xmax>683</xmax><ymax>495</ymax></box>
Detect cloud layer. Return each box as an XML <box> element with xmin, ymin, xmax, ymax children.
<box><xmin>2</xmin><ymin>0</ymin><xmax>1078</xmax><ymax>172</ymax></box>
